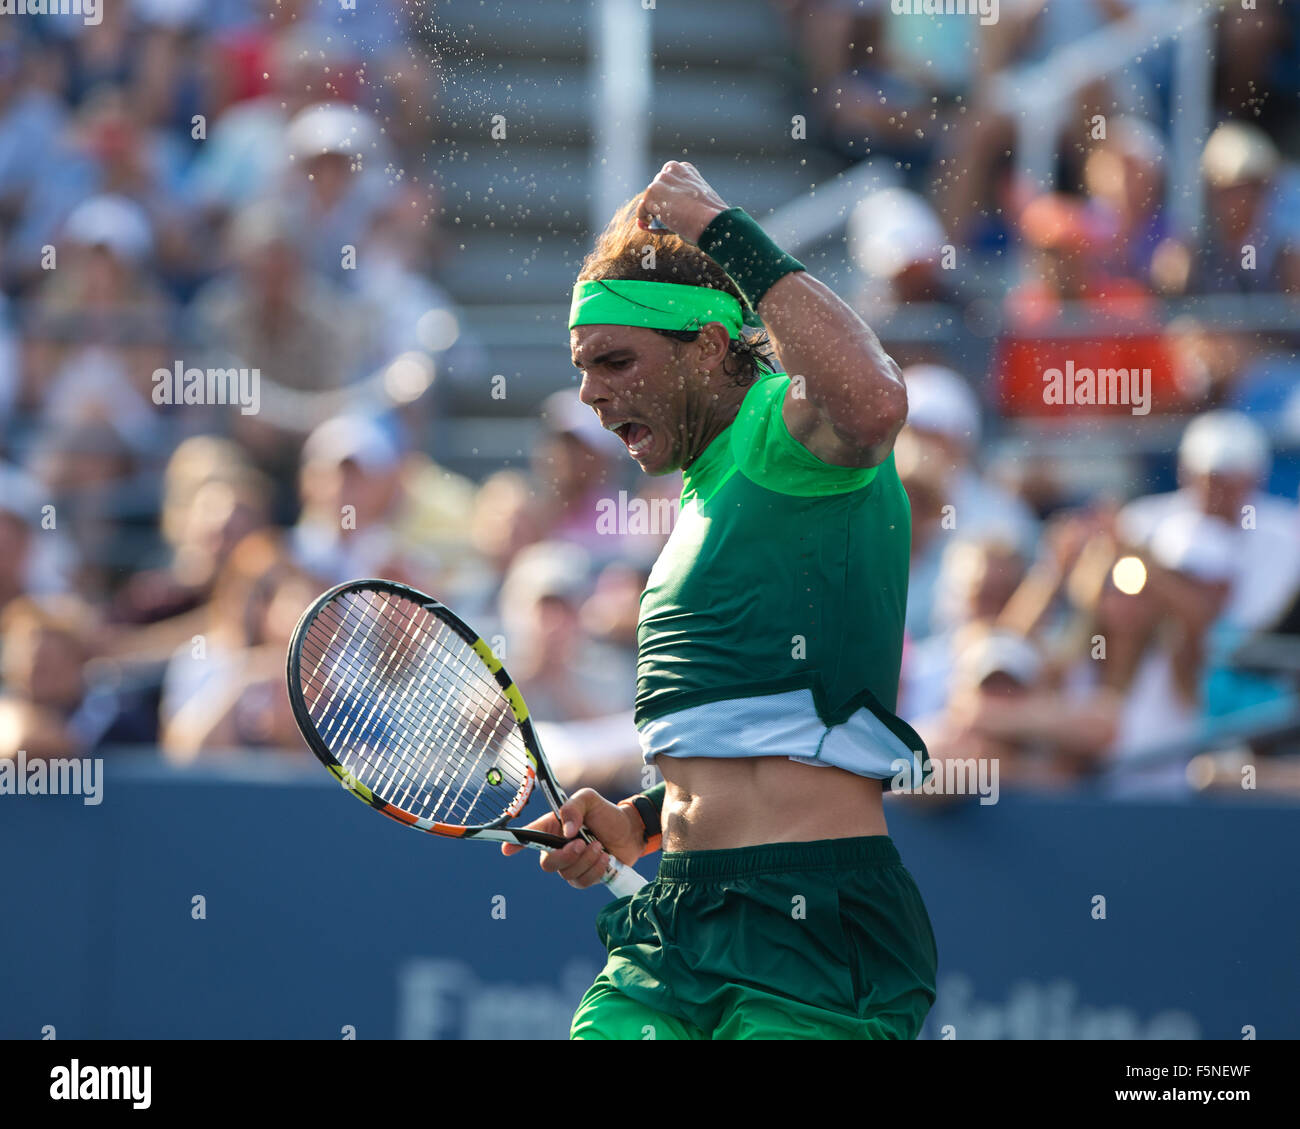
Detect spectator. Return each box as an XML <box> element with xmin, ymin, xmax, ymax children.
<box><xmin>905</xmin><ymin>365</ymin><xmax>1039</xmax><ymax>545</ymax></box>
<box><xmin>1083</xmin><ymin>115</ymin><xmax>1171</xmax><ymax>288</ymax></box>
<box><xmin>184</xmin><ymin>24</ymin><xmax>360</xmax><ymax>214</ymax></box>
<box><xmin>291</xmin><ymin>414</ymin><xmax>407</xmax><ymax>584</ymax></box>
<box><xmin>468</xmin><ymin>468</ymin><xmax>543</xmax><ymax>576</ymax></box>
<box><xmin>1157</xmin><ymin>121</ymin><xmax>1300</xmax><ymax>295</ymax></box>
<box><xmin>8</xmin><ymin>85</ymin><xmax>190</xmax><ymax>289</ymax></box>
<box><xmin>109</xmin><ymin>438</ymin><xmax>272</xmax><ymax>662</ymax></box>
<box><xmin>291</xmin><ymin>413</ymin><xmax>475</xmax><ymax>590</ymax></box>
<box><xmin>848</xmin><ymin>187</ymin><xmax>956</xmax><ymax>317</ymax></box>
<box><xmin>0</xmin><ymin>462</ymin><xmax>75</xmax><ymax>602</ymax></box>
<box><xmin>1005</xmin><ymin>192</ymin><xmax>1155</xmax><ymax>329</ymax></box>
<box><xmin>531</xmin><ymin>389</ymin><xmax>631</xmax><ymax>563</ymax></box>
<box><xmin>1119</xmin><ymin>411</ymin><xmax>1300</xmax><ymax>634</ymax></box>
<box><xmin>159</xmin><ymin>530</ymin><xmax>317</xmax><ymax>762</ymax></box>
<box><xmin>277</xmin><ymin>102</ymin><xmax>394</xmax><ymax>286</ymax></box>
<box><xmin>350</xmin><ymin>187</ymin><xmax>487</xmax><ymax>388</ymax></box>
<box><xmin>496</xmin><ymin>540</ymin><xmax>635</xmax><ymax>724</ymax></box>
<box><xmin>1103</xmin><ymin>511</ymin><xmax>1240</xmax><ymax>795</ymax></box>
<box><xmin>916</xmin><ymin>626</ymin><xmax>1113</xmax><ymax>793</ymax></box>
<box><xmin>0</xmin><ymin>594</ymin><xmax>155</xmax><ymax>759</ymax></box>
<box><xmin>901</xmin><ymin>536</ymin><xmax>1028</xmax><ymax>721</ymax></box>
<box><xmin>191</xmin><ymin>199</ymin><xmax>368</xmax><ymax>483</ymax></box>
<box><xmin>21</xmin><ymin>195</ymin><xmax>173</xmax><ymax>454</ymax></box>
<box><xmin>27</xmin><ymin>422</ymin><xmax>138</xmax><ymax>599</ymax></box>
<box><xmin>898</xmin><ymin>365</ymin><xmax>1039</xmax><ymax>639</ymax></box>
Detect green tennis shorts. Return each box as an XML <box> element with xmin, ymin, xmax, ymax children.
<box><xmin>571</xmin><ymin>836</ymin><xmax>937</xmax><ymax>1040</ymax></box>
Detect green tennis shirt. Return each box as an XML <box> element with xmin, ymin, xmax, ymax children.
<box><xmin>635</xmin><ymin>371</ymin><xmax>929</xmax><ymax>786</ymax></box>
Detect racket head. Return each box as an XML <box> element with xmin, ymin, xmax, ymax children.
<box><xmin>286</xmin><ymin>579</ymin><xmax>564</xmax><ymax>845</ymax></box>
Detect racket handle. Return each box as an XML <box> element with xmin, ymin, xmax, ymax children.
<box><xmin>602</xmin><ymin>857</ymin><xmax>648</xmax><ymax>898</ymax></box>
<box><xmin>645</xmin><ymin>216</ymin><xmax>670</xmax><ymax>232</ymax></box>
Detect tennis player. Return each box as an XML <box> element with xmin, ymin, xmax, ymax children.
<box><xmin>504</xmin><ymin>161</ymin><xmax>937</xmax><ymax>1039</ymax></box>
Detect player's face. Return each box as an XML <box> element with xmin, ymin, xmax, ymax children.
<box><xmin>571</xmin><ymin>324</ymin><xmax>701</xmax><ymax>475</ymax></box>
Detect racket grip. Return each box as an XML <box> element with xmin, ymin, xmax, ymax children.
<box><xmin>602</xmin><ymin>857</ymin><xmax>648</xmax><ymax>898</ymax></box>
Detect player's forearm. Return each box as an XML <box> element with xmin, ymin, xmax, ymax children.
<box><xmin>697</xmin><ymin>207</ymin><xmax>906</xmax><ymax>461</ymax></box>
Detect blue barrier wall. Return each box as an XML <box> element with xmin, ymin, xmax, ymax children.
<box><xmin>3</xmin><ymin>759</ymin><xmax>1296</xmax><ymax>1039</ymax></box>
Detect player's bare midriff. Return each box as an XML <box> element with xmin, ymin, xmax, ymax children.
<box><xmin>657</xmin><ymin>756</ymin><xmax>889</xmax><ymax>851</ymax></box>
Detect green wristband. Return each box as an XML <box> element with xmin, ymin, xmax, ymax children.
<box><xmin>697</xmin><ymin>207</ymin><xmax>805</xmax><ymax>317</ymax></box>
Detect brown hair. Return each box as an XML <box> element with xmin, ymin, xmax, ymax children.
<box><xmin>576</xmin><ymin>197</ymin><xmax>776</xmax><ymax>385</ymax></box>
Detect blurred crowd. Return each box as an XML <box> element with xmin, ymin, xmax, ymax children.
<box><xmin>1</xmin><ymin>0</ymin><xmax>1299</xmax><ymax>803</ymax></box>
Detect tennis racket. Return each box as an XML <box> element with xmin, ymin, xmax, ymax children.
<box><xmin>286</xmin><ymin>579</ymin><xmax>647</xmax><ymax>898</ymax></box>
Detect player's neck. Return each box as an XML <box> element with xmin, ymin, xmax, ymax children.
<box><xmin>680</xmin><ymin>379</ymin><xmax>749</xmax><ymax>471</ymax></box>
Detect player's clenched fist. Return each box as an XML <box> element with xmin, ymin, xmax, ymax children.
<box><xmin>501</xmin><ymin>787</ymin><xmax>645</xmax><ymax>889</ymax></box>
<box><xmin>636</xmin><ymin>161</ymin><xmax>729</xmax><ymax>244</ymax></box>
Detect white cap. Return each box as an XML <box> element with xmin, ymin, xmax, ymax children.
<box><xmin>500</xmin><ymin>540</ymin><xmax>592</xmax><ymax>623</ymax></box>
<box><xmin>1202</xmin><ymin>121</ymin><xmax>1280</xmax><ymax>188</ymax></box>
<box><xmin>902</xmin><ymin>364</ymin><xmax>981</xmax><ymax>446</ymax></box>
<box><xmin>849</xmin><ymin>187</ymin><xmax>947</xmax><ymax>280</ymax></box>
<box><xmin>302</xmin><ymin>416</ymin><xmax>400</xmax><ymax>472</ymax></box>
<box><xmin>540</xmin><ymin>390</ymin><xmax>625</xmax><ymax>457</ymax></box>
<box><xmin>287</xmin><ymin>103</ymin><xmax>376</xmax><ymax>160</ymax></box>
<box><xmin>1148</xmin><ymin>510</ymin><xmax>1238</xmax><ymax>583</ymax></box>
<box><xmin>1178</xmin><ymin>411</ymin><xmax>1270</xmax><ymax>479</ymax></box>
<box><xmin>956</xmin><ymin>631</ymin><xmax>1043</xmax><ymax>687</ymax></box>
<box><xmin>63</xmin><ymin>195</ymin><xmax>153</xmax><ymax>264</ymax></box>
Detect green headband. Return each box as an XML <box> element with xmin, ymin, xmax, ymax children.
<box><xmin>569</xmin><ymin>279</ymin><xmax>747</xmax><ymax>339</ymax></box>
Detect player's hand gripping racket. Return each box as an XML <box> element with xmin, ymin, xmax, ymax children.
<box><xmin>286</xmin><ymin>579</ymin><xmax>647</xmax><ymax>898</ymax></box>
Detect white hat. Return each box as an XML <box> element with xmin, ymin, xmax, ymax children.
<box><xmin>1148</xmin><ymin>510</ymin><xmax>1238</xmax><ymax>583</ymax></box>
<box><xmin>956</xmin><ymin>631</ymin><xmax>1043</xmax><ymax>687</ymax></box>
<box><xmin>902</xmin><ymin>364</ymin><xmax>981</xmax><ymax>446</ymax></box>
<box><xmin>1178</xmin><ymin>411</ymin><xmax>1270</xmax><ymax>479</ymax></box>
<box><xmin>63</xmin><ymin>195</ymin><xmax>153</xmax><ymax>264</ymax></box>
<box><xmin>287</xmin><ymin>103</ymin><xmax>376</xmax><ymax>160</ymax></box>
<box><xmin>303</xmin><ymin>416</ymin><xmax>400</xmax><ymax>472</ymax></box>
<box><xmin>540</xmin><ymin>390</ymin><xmax>625</xmax><ymax>457</ymax></box>
<box><xmin>500</xmin><ymin>540</ymin><xmax>592</xmax><ymax>622</ymax></box>
<box><xmin>1202</xmin><ymin>122</ymin><xmax>1280</xmax><ymax>188</ymax></box>
<box><xmin>849</xmin><ymin>187</ymin><xmax>947</xmax><ymax>280</ymax></box>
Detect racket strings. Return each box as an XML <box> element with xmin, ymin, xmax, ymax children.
<box><xmin>308</xmin><ymin>592</ymin><xmax>522</xmax><ymax>819</ymax></box>
<box><xmin>304</xmin><ymin>591</ymin><xmax>527</xmax><ymax>824</ymax></box>
<box><xmin>297</xmin><ymin>589</ymin><xmax>532</xmax><ymax>826</ymax></box>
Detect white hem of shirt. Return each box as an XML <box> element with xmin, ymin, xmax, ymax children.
<box><xmin>637</xmin><ymin>688</ymin><xmax>924</xmax><ymax>786</ymax></box>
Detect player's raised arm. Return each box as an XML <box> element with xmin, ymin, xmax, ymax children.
<box><xmin>638</xmin><ymin>161</ymin><xmax>908</xmax><ymax>469</ymax></box>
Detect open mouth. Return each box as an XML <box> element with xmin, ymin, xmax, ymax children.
<box><xmin>612</xmin><ymin>421</ymin><xmax>654</xmax><ymax>457</ymax></box>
